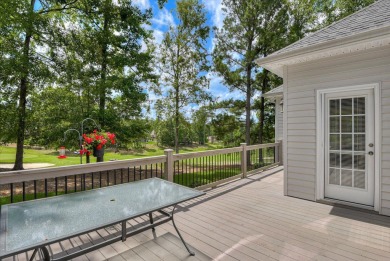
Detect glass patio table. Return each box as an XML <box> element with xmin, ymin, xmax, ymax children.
<box><xmin>0</xmin><ymin>178</ymin><xmax>204</xmax><ymax>261</ymax></box>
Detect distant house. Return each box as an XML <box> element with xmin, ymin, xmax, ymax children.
<box><xmin>256</xmin><ymin>0</ymin><xmax>390</xmax><ymax>215</ymax></box>
<box><xmin>263</xmin><ymin>85</ymin><xmax>283</xmax><ymax>141</ymax></box>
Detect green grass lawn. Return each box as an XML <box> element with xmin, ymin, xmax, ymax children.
<box><xmin>0</xmin><ymin>142</ymin><xmax>224</xmax><ymax>168</ymax></box>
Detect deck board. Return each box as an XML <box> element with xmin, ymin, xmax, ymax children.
<box><xmin>4</xmin><ymin>166</ymin><xmax>390</xmax><ymax>260</ymax></box>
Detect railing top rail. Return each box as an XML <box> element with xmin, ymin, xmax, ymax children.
<box><xmin>0</xmin><ymin>155</ymin><xmax>166</xmax><ymax>185</ymax></box>
<box><xmin>246</xmin><ymin>143</ymin><xmax>279</xmax><ymax>151</ymax></box>
<box><xmin>173</xmin><ymin>147</ymin><xmax>242</xmax><ymax>161</ymax></box>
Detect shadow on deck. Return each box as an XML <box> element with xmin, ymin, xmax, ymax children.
<box><xmin>5</xmin><ymin>166</ymin><xmax>390</xmax><ymax>261</ymax></box>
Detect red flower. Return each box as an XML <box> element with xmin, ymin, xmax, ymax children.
<box><xmin>82</xmin><ymin>130</ymin><xmax>116</xmax><ymax>155</ymax></box>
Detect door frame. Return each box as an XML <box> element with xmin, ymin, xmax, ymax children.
<box><xmin>315</xmin><ymin>83</ymin><xmax>381</xmax><ymax>211</ymax></box>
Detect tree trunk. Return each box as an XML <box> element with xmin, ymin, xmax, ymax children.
<box><xmin>13</xmin><ymin>0</ymin><xmax>35</xmax><ymax>171</ymax></box>
<box><xmin>174</xmin><ymin>83</ymin><xmax>179</xmax><ymax>154</ymax></box>
<box><xmin>245</xmin><ymin>63</ymin><xmax>252</xmax><ymax>167</ymax></box>
<box><xmin>258</xmin><ymin>46</ymin><xmax>269</xmax><ymax>163</ymax></box>
<box><xmin>99</xmin><ymin>11</ymin><xmax>109</xmax><ymax>128</ymax></box>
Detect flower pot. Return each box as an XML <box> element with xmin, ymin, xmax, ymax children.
<box><xmin>93</xmin><ymin>147</ymin><xmax>104</xmax><ymax>162</ymax></box>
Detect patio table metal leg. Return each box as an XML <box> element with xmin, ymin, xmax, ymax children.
<box><xmin>149</xmin><ymin>212</ymin><xmax>155</xmax><ymax>231</ymax></box>
<box><xmin>29</xmin><ymin>247</ymin><xmax>50</xmax><ymax>261</ymax></box>
<box><xmin>171</xmin><ymin>205</ymin><xmax>195</xmax><ymax>256</ymax></box>
<box><xmin>122</xmin><ymin>221</ymin><xmax>127</xmax><ymax>242</ymax></box>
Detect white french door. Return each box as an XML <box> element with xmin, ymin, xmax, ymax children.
<box><xmin>324</xmin><ymin>89</ymin><xmax>375</xmax><ymax>206</ymax></box>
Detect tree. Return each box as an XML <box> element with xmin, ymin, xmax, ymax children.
<box><xmin>0</xmin><ymin>0</ymin><xmax>79</xmax><ymax>170</ymax></box>
<box><xmin>192</xmin><ymin>106</ymin><xmax>211</xmax><ymax>145</ymax></box>
<box><xmin>157</xmin><ymin>0</ymin><xmax>210</xmax><ymax>153</ymax></box>
<box><xmin>315</xmin><ymin>0</ymin><xmax>376</xmax><ymax>27</ymax></box>
<box><xmin>213</xmin><ymin>0</ymin><xmax>288</xmax><ymax>149</ymax></box>
<box><xmin>62</xmin><ymin>0</ymin><xmax>156</xmax><ymax>128</ymax></box>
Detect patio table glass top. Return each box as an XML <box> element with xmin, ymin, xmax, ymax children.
<box><xmin>0</xmin><ymin>178</ymin><xmax>204</xmax><ymax>256</ymax></box>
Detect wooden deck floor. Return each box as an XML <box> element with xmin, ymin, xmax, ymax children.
<box><xmin>5</xmin><ymin>166</ymin><xmax>390</xmax><ymax>261</ymax></box>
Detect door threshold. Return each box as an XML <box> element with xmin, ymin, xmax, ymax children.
<box><xmin>318</xmin><ymin>198</ymin><xmax>376</xmax><ymax>213</ymax></box>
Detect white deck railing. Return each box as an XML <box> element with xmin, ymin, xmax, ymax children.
<box><xmin>0</xmin><ymin>142</ymin><xmax>282</xmax><ymax>204</ymax></box>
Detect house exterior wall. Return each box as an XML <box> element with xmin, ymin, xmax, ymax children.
<box><xmin>284</xmin><ymin>45</ymin><xmax>390</xmax><ymax>214</ymax></box>
<box><xmin>275</xmin><ymin>97</ymin><xmax>284</xmax><ymax>141</ymax></box>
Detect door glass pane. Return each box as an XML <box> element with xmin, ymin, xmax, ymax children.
<box><xmin>341</xmin><ymin>116</ymin><xmax>353</xmax><ymax>132</ymax></box>
<box><xmin>354</xmin><ymin>116</ymin><xmax>365</xmax><ymax>133</ymax></box>
<box><xmin>330</xmin><ymin>117</ymin><xmax>340</xmax><ymax>133</ymax></box>
<box><xmin>354</xmin><ymin>154</ymin><xmax>365</xmax><ymax>170</ymax></box>
<box><xmin>341</xmin><ymin>154</ymin><xmax>352</xmax><ymax>169</ymax></box>
<box><xmin>354</xmin><ymin>97</ymin><xmax>365</xmax><ymax>114</ymax></box>
<box><xmin>341</xmin><ymin>98</ymin><xmax>353</xmax><ymax>115</ymax></box>
<box><xmin>341</xmin><ymin>170</ymin><xmax>352</xmax><ymax>187</ymax></box>
<box><xmin>330</xmin><ymin>153</ymin><xmax>340</xmax><ymax>167</ymax></box>
<box><xmin>354</xmin><ymin>134</ymin><xmax>365</xmax><ymax>151</ymax></box>
<box><xmin>330</xmin><ymin>135</ymin><xmax>340</xmax><ymax>150</ymax></box>
<box><xmin>330</xmin><ymin>100</ymin><xmax>340</xmax><ymax>115</ymax></box>
<box><xmin>329</xmin><ymin>168</ymin><xmax>340</xmax><ymax>185</ymax></box>
<box><xmin>341</xmin><ymin>134</ymin><xmax>352</xmax><ymax>150</ymax></box>
<box><xmin>354</xmin><ymin>171</ymin><xmax>365</xmax><ymax>189</ymax></box>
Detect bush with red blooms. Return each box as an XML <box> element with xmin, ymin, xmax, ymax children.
<box><xmin>82</xmin><ymin>130</ymin><xmax>116</xmax><ymax>155</ymax></box>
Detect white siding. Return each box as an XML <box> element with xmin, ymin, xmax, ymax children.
<box><xmin>275</xmin><ymin>97</ymin><xmax>284</xmax><ymax>141</ymax></box>
<box><xmin>382</xmin><ymin>81</ymin><xmax>390</xmax><ymax>216</ymax></box>
<box><xmin>285</xmin><ymin>46</ymin><xmax>390</xmax><ymax>209</ymax></box>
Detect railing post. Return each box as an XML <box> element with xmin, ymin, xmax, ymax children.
<box><xmin>240</xmin><ymin>143</ymin><xmax>247</xmax><ymax>178</ymax></box>
<box><xmin>164</xmin><ymin>149</ymin><xmax>174</xmax><ymax>182</ymax></box>
<box><xmin>277</xmin><ymin>140</ymin><xmax>283</xmax><ymax>166</ymax></box>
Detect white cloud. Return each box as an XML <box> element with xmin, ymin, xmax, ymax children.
<box><xmin>153</xmin><ymin>29</ymin><xmax>164</xmax><ymax>44</ymax></box>
<box><xmin>152</xmin><ymin>8</ymin><xmax>175</xmax><ymax>28</ymax></box>
<box><xmin>132</xmin><ymin>0</ymin><xmax>150</xmax><ymax>10</ymax></box>
<box><xmin>208</xmin><ymin>75</ymin><xmax>244</xmax><ymax>102</ymax></box>
<box><xmin>203</xmin><ymin>0</ymin><xmax>224</xmax><ymax>29</ymax></box>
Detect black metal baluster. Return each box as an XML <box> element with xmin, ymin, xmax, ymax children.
<box><xmin>139</xmin><ymin>166</ymin><xmax>142</xmax><ymax>180</ymax></box>
<box><xmin>45</xmin><ymin>179</ymin><xmax>48</xmax><ymax>197</ymax></box>
<box><xmin>160</xmin><ymin>163</ymin><xmax>163</xmax><ymax>178</ymax></box>
<box><xmin>195</xmin><ymin>157</ymin><xmax>197</xmax><ymax>187</ymax></box>
<box><xmin>128</xmin><ymin>167</ymin><xmax>130</xmax><ymax>182</ymax></box>
<box><xmin>83</xmin><ymin>174</ymin><xmax>86</xmax><ymax>190</ymax></box>
<box><xmin>34</xmin><ymin>180</ymin><xmax>37</xmax><ymax>199</ymax></box>
<box><xmin>55</xmin><ymin>178</ymin><xmax>58</xmax><ymax>195</ymax></box>
<box><xmin>65</xmin><ymin>176</ymin><xmax>68</xmax><ymax>194</ymax></box>
<box><xmin>10</xmin><ymin>183</ymin><xmax>13</xmax><ymax>203</ymax></box>
<box><xmin>23</xmin><ymin>182</ymin><xmax>26</xmax><ymax>201</ymax></box>
<box><xmin>114</xmin><ymin>170</ymin><xmax>117</xmax><ymax>185</ymax></box>
<box><xmin>145</xmin><ymin>165</ymin><xmax>148</xmax><ymax>179</ymax></box>
<box><xmin>99</xmin><ymin>171</ymin><xmax>102</xmax><ymax>188</ymax></box>
<box><xmin>207</xmin><ymin>156</ymin><xmax>210</xmax><ymax>184</ymax></box>
<box><xmin>74</xmin><ymin>175</ymin><xmax>77</xmax><ymax>192</ymax></box>
<box><xmin>107</xmin><ymin>171</ymin><xmax>110</xmax><ymax>186</ymax></box>
<box><xmin>190</xmin><ymin>158</ymin><xmax>193</xmax><ymax>187</ymax></box>
<box><xmin>223</xmin><ymin>154</ymin><xmax>226</xmax><ymax>179</ymax></box>
<box><xmin>202</xmin><ymin>156</ymin><xmax>204</xmax><ymax>186</ymax></box>
<box><xmin>133</xmin><ymin>166</ymin><xmax>136</xmax><ymax>181</ymax></box>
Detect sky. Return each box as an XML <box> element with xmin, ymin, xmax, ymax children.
<box><xmin>133</xmin><ymin>0</ymin><xmax>245</xmax><ymax>116</ymax></box>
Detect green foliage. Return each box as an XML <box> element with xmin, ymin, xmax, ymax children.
<box><xmin>156</xmin><ymin>115</ymin><xmax>194</xmax><ymax>147</ymax></box>
<box><xmin>57</xmin><ymin>0</ymin><xmax>154</xmax><ymax>127</ymax></box>
<box><xmin>191</xmin><ymin>106</ymin><xmax>212</xmax><ymax>145</ymax></box>
<box><xmin>211</xmin><ymin>113</ymin><xmax>244</xmax><ymax>147</ymax></box>
<box><xmin>157</xmin><ymin>0</ymin><xmax>210</xmax><ymax>153</ymax></box>
<box><xmin>213</xmin><ymin>0</ymin><xmax>288</xmax><ymax>146</ymax></box>
<box><xmin>315</xmin><ymin>0</ymin><xmax>376</xmax><ymax>27</ymax></box>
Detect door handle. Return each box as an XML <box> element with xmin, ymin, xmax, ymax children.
<box><xmin>368</xmin><ymin>151</ymin><xmax>374</xmax><ymax>156</ymax></box>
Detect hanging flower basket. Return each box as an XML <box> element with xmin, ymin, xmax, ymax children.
<box><xmin>82</xmin><ymin>130</ymin><xmax>116</xmax><ymax>163</ymax></box>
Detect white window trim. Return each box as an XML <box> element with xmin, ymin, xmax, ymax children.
<box><xmin>316</xmin><ymin>83</ymin><xmax>381</xmax><ymax>212</ymax></box>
